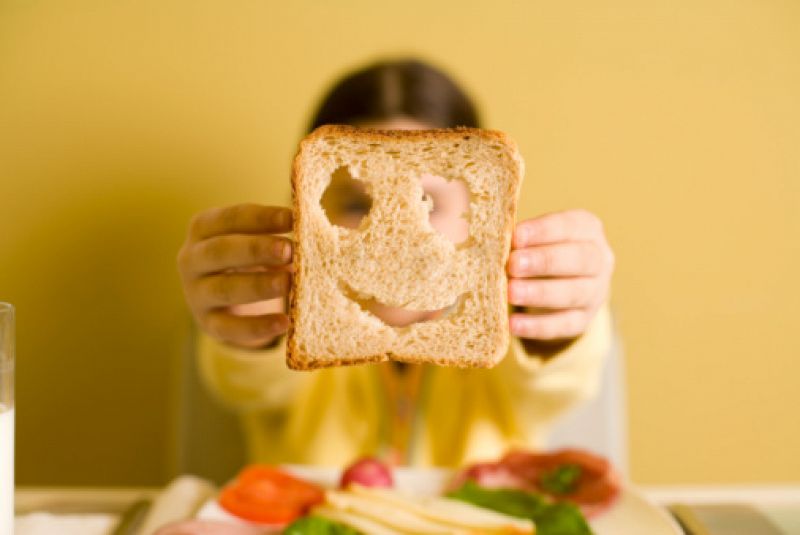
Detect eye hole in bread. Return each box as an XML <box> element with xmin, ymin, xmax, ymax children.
<box><xmin>418</xmin><ymin>172</ymin><xmax>470</xmax><ymax>246</ymax></box>
<box><xmin>320</xmin><ymin>165</ymin><xmax>373</xmax><ymax>230</ymax></box>
<box><xmin>320</xmin><ymin>166</ymin><xmax>471</xmax><ymax>249</ymax></box>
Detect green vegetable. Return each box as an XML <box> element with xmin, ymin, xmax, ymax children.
<box><xmin>448</xmin><ymin>481</ymin><xmax>551</xmax><ymax>519</ymax></box>
<box><xmin>530</xmin><ymin>502</ymin><xmax>593</xmax><ymax>535</ymax></box>
<box><xmin>282</xmin><ymin>515</ymin><xmax>360</xmax><ymax>535</ymax></box>
<box><xmin>539</xmin><ymin>464</ymin><xmax>582</xmax><ymax>495</ymax></box>
<box><xmin>447</xmin><ymin>481</ymin><xmax>592</xmax><ymax>535</ymax></box>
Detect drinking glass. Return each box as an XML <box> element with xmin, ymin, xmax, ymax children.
<box><xmin>0</xmin><ymin>303</ymin><xmax>15</xmax><ymax>534</ymax></box>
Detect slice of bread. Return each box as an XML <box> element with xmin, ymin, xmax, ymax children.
<box><xmin>288</xmin><ymin>124</ymin><xmax>524</xmax><ymax>370</ymax></box>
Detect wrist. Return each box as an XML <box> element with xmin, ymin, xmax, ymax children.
<box><xmin>518</xmin><ymin>336</ymin><xmax>579</xmax><ymax>359</ymax></box>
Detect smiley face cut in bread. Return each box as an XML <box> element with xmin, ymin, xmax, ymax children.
<box><xmin>288</xmin><ymin>125</ymin><xmax>524</xmax><ymax>370</ymax></box>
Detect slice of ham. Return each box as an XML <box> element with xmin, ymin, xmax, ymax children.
<box><xmin>451</xmin><ymin>448</ymin><xmax>621</xmax><ymax>518</ymax></box>
<box><xmin>448</xmin><ymin>461</ymin><xmax>527</xmax><ymax>492</ymax></box>
<box><xmin>153</xmin><ymin>520</ymin><xmax>271</xmax><ymax>535</ymax></box>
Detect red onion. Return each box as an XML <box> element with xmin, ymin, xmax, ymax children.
<box><xmin>339</xmin><ymin>457</ymin><xmax>394</xmax><ymax>489</ymax></box>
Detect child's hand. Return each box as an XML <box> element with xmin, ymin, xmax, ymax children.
<box><xmin>507</xmin><ymin>210</ymin><xmax>614</xmax><ymax>340</ymax></box>
<box><xmin>177</xmin><ymin>204</ymin><xmax>293</xmax><ymax>348</ymax></box>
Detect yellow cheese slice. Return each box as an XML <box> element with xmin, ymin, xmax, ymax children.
<box><xmin>349</xmin><ymin>485</ymin><xmax>535</xmax><ymax>534</ymax></box>
<box><xmin>326</xmin><ymin>490</ymin><xmax>465</xmax><ymax>534</ymax></box>
<box><xmin>312</xmin><ymin>505</ymin><xmax>405</xmax><ymax>535</ymax></box>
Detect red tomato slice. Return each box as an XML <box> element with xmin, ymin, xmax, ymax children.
<box><xmin>219</xmin><ymin>465</ymin><xmax>324</xmax><ymax>525</ymax></box>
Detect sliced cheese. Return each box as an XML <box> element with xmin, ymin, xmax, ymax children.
<box><xmin>349</xmin><ymin>485</ymin><xmax>535</xmax><ymax>534</ymax></box>
<box><xmin>326</xmin><ymin>490</ymin><xmax>466</xmax><ymax>534</ymax></box>
<box><xmin>312</xmin><ymin>505</ymin><xmax>405</xmax><ymax>535</ymax></box>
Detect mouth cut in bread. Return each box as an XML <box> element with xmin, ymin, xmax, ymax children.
<box><xmin>288</xmin><ymin>125</ymin><xmax>524</xmax><ymax>370</ymax></box>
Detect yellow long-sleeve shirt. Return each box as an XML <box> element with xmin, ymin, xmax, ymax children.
<box><xmin>198</xmin><ymin>305</ymin><xmax>612</xmax><ymax>468</ymax></box>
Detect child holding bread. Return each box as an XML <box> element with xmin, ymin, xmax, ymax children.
<box><xmin>177</xmin><ymin>59</ymin><xmax>615</xmax><ymax>467</ymax></box>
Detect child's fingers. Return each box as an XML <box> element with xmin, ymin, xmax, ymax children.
<box><xmin>190</xmin><ymin>204</ymin><xmax>293</xmax><ymax>240</ymax></box>
<box><xmin>193</xmin><ymin>271</ymin><xmax>290</xmax><ymax>309</ymax></box>
<box><xmin>509</xmin><ymin>309</ymin><xmax>590</xmax><ymax>340</ymax></box>
<box><xmin>508</xmin><ymin>277</ymin><xmax>596</xmax><ymax>309</ymax></box>
<box><xmin>203</xmin><ymin>310</ymin><xmax>289</xmax><ymax>348</ymax></box>
<box><xmin>507</xmin><ymin>242</ymin><xmax>605</xmax><ymax>278</ymax></box>
<box><xmin>181</xmin><ymin>234</ymin><xmax>293</xmax><ymax>276</ymax></box>
<box><xmin>513</xmin><ymin>209</ymin><xmax>602</xmax><ymax>248</ymax></box>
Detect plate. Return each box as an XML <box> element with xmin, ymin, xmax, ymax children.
<box><xmin>198</xmin><ymin>465</ymin><xmax>683</xmax><ymax>534</ymax></box>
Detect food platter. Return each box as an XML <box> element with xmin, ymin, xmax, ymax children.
<box><xmin>197</xmin><ymin>465</ymin><xmax>682</xmax><ymax>534</ymax></box>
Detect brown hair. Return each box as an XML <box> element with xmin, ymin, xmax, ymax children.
<box><xmin>307</xmin><ymin>59</ymin><xmax>481</xmax><ymax>133</ymax></box>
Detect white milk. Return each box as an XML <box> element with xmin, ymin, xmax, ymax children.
<box><xmin>0</xmin><ymin>405</ymin><xmax>13</xmax><ymax>535</ymax></box>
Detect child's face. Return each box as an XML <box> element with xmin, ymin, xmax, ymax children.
<box><xmin>321</xmin><ymin>116</ymin><xmax>471</xmax><ymax>327</ymax></box>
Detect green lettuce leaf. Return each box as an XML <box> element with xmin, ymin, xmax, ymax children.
<box><xmin>539</xmin><ymin>464</ymin><xmax>583</xmax><ymax>495</ymax></box>
<box><xmin>447</xmin><ymin>481</ymin><xmax>593</xmax><ymax>535</ymax></box>
<box><xmin>282</xmin><ymin>515</ymin><xmax>360</xmax><ymax>535</ymax></box>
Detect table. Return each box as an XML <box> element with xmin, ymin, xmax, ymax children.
<box><xmin>15</xmin><ymin>487</ymin><xmax>160</xmax><ymax>535</ymax></box>
<box><xmin>14</xmin><ymin>484</ymin><xmax>800</xmax><ymax>534</ymax></box>
<box><xmin>16</xmin><ymin>487</ymin><xmax>160</xmax><ymax>515</ymax></box>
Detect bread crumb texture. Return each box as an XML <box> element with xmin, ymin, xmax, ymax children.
<box><xmin>288</xmin><ymin>125</ymin><xmax>523</xmax><ymax>370</ymax></box>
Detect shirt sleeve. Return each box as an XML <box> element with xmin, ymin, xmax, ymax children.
<box><xmin>197</xmin><ymin>333</ymin><xmax>306</xmax><ymax>412</ymax></box>
<box><xmin>492</xmin><ymin>303</ymin><xmax>615</xmax><ymax>446</ymax></box>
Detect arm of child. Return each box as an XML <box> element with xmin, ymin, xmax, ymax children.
<box><xmin>197</xmin><ymin>333</ymin><xmax>307</xmax><ymax>411</ymax></box>
<box><xmin>493</xmin><ymin>302</ymin><xmax>614</xmax><ymax>446</ymax></box>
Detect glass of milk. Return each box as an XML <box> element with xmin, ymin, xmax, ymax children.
<box><xmin>0</xmin><ymin>303</ymin><xmax>14</xmax><ymax>535</ymax></box>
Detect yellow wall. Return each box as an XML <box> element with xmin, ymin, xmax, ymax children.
<box><xmin>1</xmin><ymin>0</ymin><xmax>798</xmax><ymax>485</ymax></box>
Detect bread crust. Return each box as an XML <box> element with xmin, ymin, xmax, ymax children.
<box><xmin>296</xmin><ymin>124</ymin><xmax>520</xmax><ymax>156</ymax></box>
<box><xmin>287</xmin><ymin>124</ymin><xmax>523</xmax><ymax>371</ymax></box>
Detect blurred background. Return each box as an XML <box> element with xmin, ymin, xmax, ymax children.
<box><xmin>0</xmin><ymin>0</ymin><xmax>798</xmax><ymax>486</ymax></box>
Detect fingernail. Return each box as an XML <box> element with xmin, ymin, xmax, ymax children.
<box><xmin>274</xmin><ymin>241</ymin><xmax>292</xmax><ymax>262</ymax></box>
